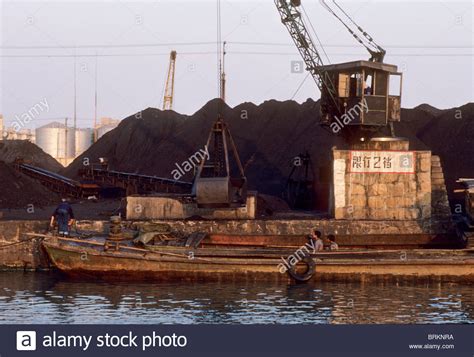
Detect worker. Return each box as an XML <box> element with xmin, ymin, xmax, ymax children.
<box><xmin>327</xmin><ymin>234</ymin><xmax>339</xmax><ymax>251</ymax></box>
<box><xmin>310</xmin><ymin>229</ymin><xmax>324</xmax><ymax>252</ymax></box>
<box><xmin>50</xmin><ymin>198</ymin><xmax>75</xmax><ymax>237</ymax></box>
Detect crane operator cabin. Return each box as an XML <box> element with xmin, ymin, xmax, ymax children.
<box><xmin>275</xmin><ymin>0</ymin><xmax>403</xmax><ymax>140</ymax></box>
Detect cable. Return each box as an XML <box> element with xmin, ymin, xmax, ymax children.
<box><xmin>0</xmin><ymin>235</ymin><xmax>41</xmax><ymax>250</ymax></box>
<box><xmin>2</xmin><ymin>42</ymin><xmax>471</xmax><ymax>51</ymax></box>
<box><xmin>291</xmin><ymin>72</ymin><xmax>311</xmax><ymax>100</ymax></box>
<box><xmin>301</xmin><ymin>4</ymin><xmax>331</xmax><ymax>63</ymax></box>
<box><xmin>1</xmin><ymin>52</ymin><xmax>470</xmax><ymax>59</ymax></box>
<box><xmin>332</xmin><ymin>0</ymin><xmax>385</xmax><ymax>54</ymax></box>
<box><xmin>319</xmin><ymin>0</ymin><xmax>384</xmax><ymax>60</ymax></box>
<box><xmin>1</xmin><ymin>42</ymin><xmax>218</xmax><ymax>49</ymax></box>
<box><xmin>0</xmin><ymin>52</ymin><xmax>216</xmax><ymax>58</ymax></box>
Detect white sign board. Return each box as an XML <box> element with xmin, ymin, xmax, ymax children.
<box><xmin>349</xmin><ymin>151</ymin><xmax>415</xmax><ymax>174</ymax></box>
<box><xmin>333</xmin><ymin>159</ymin><xmax>346</xmax><ymax>208</ymax></box>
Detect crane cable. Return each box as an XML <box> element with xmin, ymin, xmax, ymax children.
<box><xmin>301</xmin><ymin>4</ymin><xmax>331</xmax><ymax>64</ymax></box>
<box><xmin>319</xmin><ymin>0</ymin><xmax>384</xmax><ymax>59</ymax></box>
<box><xmin>332</xmin><ymin>0</ymin><xmax>385</xmax><ymax>54</ymax></box>
<box><xmin>320</xmin><ymin>0</ymin><xmax>368</xmax><ymax>49</ymax></box>
<box><xmin>291</xmin><ymin>72</ymin><xmax>311</xmax><ymax>99</ymax></box>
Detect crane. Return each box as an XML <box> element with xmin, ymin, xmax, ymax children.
<box><xmin>163</xmin><ymin>50</ymin><xmax>177</xmax><ymax>111</ymax></box>
<box><xmin>193</xmin><ymin>3</ymin><xmax>248</xmax><ymax>209</ymax></box>
<box><xmin>275</xmin><ymin>0</ymin><xmax>402</xmax><ymax>139</ymax></box>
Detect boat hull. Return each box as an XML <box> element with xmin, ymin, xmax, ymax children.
<box><xmin>42</xmin><ymin>239</ymin><xmax>474</xmax><ymax>283</ymax></box>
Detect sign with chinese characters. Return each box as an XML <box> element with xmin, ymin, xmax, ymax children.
<box><xmin>349</xmin><ymin>151</ymin><xmax>415</xmax><ymax>174</ymax></box>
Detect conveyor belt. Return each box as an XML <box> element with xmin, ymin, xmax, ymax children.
<box><xmin>78</xmin><ymin>167</ymin><xmax>192</xmax><ymax>195</ymax></box>
<box><xmin>17</xmin><ymin>164</ymin><xmax>99</xmax><ymax>198</ymax></box>
<box><xmin>20</xmin><ymin>164</ymin><xmax>77</xmax><ymax>187</ymax></box>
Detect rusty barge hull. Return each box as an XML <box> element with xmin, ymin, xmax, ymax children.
<box><xmin>43</xmin><ymin>241</ymin><xmax>282</xmax><ymax>281</ymax></box>
<box><xmin>42</xmin><ymin>239</ymin><xmax>474</xmax><ymax>283</ymax></box>
<box><xmin>204</xmin><ymin>233</ymin><xmax>464</xmax><ymax>249</ymax></box>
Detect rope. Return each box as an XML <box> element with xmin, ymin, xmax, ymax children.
<box><xmin>0</xmin><ymin>235</ymin><xmax>43</xmax><ymax>250</ymax></box>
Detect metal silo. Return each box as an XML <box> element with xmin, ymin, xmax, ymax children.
<box><xmin>36</xmin><ymin>122</ymin><xmax>76</xmax><ymax>165</ymax></box>
<box><xmin>75</xmin><ymin>128</ymin><xmax>93</xmax><ymax>156</ymax></box>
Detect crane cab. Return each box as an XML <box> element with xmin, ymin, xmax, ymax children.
<box><xmin>318</xmin><ymin>60</ymin><xmax>402</xmax><ymax>129</ymax></box>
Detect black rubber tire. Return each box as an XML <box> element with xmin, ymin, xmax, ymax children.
<box><xmin>287</xmin><ymin>255</ymin><xmax>316</xmax><ymax>282</ymax></box>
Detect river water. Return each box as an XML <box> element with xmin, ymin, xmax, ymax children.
<box><xmin>0</xmin><ymin>272</ymin><xmax>472</xmax><ymax>324</ymax></box>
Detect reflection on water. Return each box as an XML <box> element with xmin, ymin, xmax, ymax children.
<box><xmin>0</xmin><ymin>272</ymin><xmax>472</xmax><ymax>324</ymax></box>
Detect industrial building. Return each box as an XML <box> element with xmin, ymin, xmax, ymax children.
<box><xmin>0</xmin><ymin>114</ymin><xmax>36</xmax><ymax>142</ymax></box>
<box><xmin>1</xmin><ymin>113</ymin><xmax>119</xmax><ymax>165</ymax></box>
<box><xmin>96</xmin><ymin>117</ymin><xmax>120</xmax><ymax>140</ymax></box>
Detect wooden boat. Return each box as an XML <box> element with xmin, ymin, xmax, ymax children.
<box><xmin>39</xmin><ymin>233</ymin><xmax>474</xmax><ymax>283</ymax></box>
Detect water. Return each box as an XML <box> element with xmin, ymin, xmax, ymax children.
<box><xmin>0</xmin><ymin>272</ymin><xmax>472</xmax><ymax>324</ymax></box>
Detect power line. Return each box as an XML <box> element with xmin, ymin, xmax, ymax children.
<box><xmin>228</xmin><ymin>52</ymin><xmax>472</xmax><ymax>57</ymax></box>
<box><xmin>1</xmin><ymin>52</ymin><xmax>471</xmax><ymax>58</ymax></box>
<box><xmin>1</xmin><ymin>42</ymin><xmax>472</xmax><ymax>50</ymax></box>
<box><xmin>0</xmin><ymin>42</ymin><xmax>218</xmax><ymax>49</ymax></box>
<box><xmin>0</xmin><ymin>52</ymin><xmax>215</xmax><ymax>58</ymax></box>
<box><xmin>230</xmin><ymin>42</ymin><xmax>473</xmax><ymax>49</ymax></box>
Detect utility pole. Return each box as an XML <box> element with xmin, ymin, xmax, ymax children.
<box><xmin>94</xmin><ymin>53</ymin><xmax>98</xmax><ymax>142</ymax></box>
<box><xmin>73</xmin><ymin>54</ymin><xmax>77</xmax><ymax>141</ymax></box>
<box><xmin>220</xmin><ymin>41</ymin><xmax>227</xmax><ymax>102</ymax></box>
<box><xmin>64</xmin><ymin>117</ymin><xmax>68</xmax><ymax>163</ymax></box>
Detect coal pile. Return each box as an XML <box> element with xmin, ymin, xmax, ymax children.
<box><xmin>64</xmin><ymin>99</ymin><xmax>347</xmax><ymax>197</ymax></box>
<box><xmin>63</xmin><ymin>99</ymin><xmax>473</xmax><ymax>203</ymax></box>
<box><xmin>0</xmin><ymin>161</ymin><xmax>60</xmax><ymax>209</ymax></box>
<box><xmin>0</xmin><ymin>140</ymin><xmax>62</xmax><ymax>172</ymax></box>
<box><xmin>417</xmin><ymin>103</ymin><xmax>474</xmax><ymax>195</ymax></box>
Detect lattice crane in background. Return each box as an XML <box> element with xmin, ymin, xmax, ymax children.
<box><xmin>163</xmin><ymin>51</ymin><xmax>177</xmax><ymax>111</ymax></box>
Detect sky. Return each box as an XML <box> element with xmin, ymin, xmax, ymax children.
<box><xmin>1</xmin><ymin>0</ymin><xmax>473</xmax><ymax>129</ymax></box>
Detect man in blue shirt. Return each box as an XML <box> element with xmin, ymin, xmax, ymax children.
<box><xmin>50</xmin><ymin>198</ymin><xmax>75</xmax><ymax>237</ymax></box>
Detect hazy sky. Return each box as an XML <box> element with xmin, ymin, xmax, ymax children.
<box><xmin>1</xmin><ymin>0</ymin><xmax>473</xmax><ymax>129</ymax></box>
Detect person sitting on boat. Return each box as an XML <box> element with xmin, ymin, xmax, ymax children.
<box><xmin>327</xmin><ymin>234</ymin><xmax>339</xmax><ymax>251</ymax></box>
<box><xmin>310</xmin><ymin>230</ymin><xmax>324</xmax><ymax>252</ymax></box>
<box><xmin>50</xmin><ymin>198</ymin><xmax>75</xmax><ymax>237</ymax></box>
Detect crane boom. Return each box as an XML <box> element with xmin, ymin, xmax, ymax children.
<box><xmin>275</xmin><ymin>0</ymin><xmax>339</xmax><ymax>115</ymax></box>
<box><xmin>163</xmin><ymin>50</ymin><xmax>177</xmax><ymax>111</ymax></box>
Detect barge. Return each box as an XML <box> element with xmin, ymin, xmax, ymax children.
<box><xmin>38</xmin><ymin>227</ymin><xmax>474</xmax><ymax>283</ymax></box>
